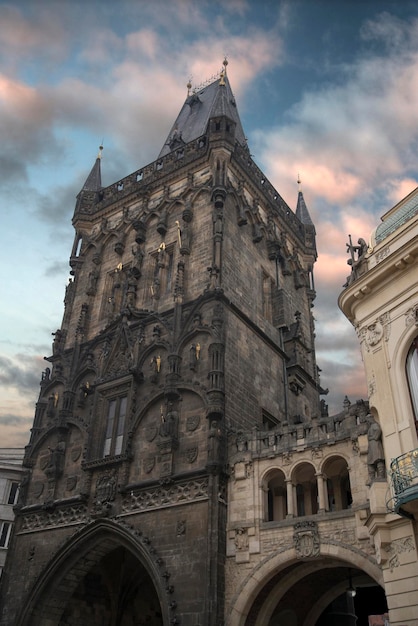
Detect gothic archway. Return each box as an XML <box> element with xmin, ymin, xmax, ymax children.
<box><xmin>17</xmin><ymin>519</ymin><xmax>171</xmax><ymax>626</ymax></box>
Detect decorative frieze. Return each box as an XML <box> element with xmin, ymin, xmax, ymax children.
<box><xmin>19</xmin><ymin>505</ymin><xmax>89</xmax><ymax>533</ymax></box>
<box><xmin>121</xmin><ymin>478</ymin><xmax>209</xmax><ymax>514</ymax></box>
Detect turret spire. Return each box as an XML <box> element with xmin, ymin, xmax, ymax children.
<box><xmin>80</xmin><ymin>145</ymin><xmax>103</xmax><ymax>193</ymax></box>
<box><xmin>295</xmin><ymin>174</ymin><xmax>313</xmax><ymax>225</ymax></box>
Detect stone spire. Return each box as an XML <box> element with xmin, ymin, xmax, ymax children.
<box><xmin>80</xmin><ymin>145</ymin><xmax>103</xmax><ymax>193</ymax></box>
<box><xmin>295</xmin><ymin>175</ymin><xmax>314</xmax><ymax>225</ymax></box>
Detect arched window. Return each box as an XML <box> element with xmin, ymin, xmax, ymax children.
<box><xmin>323</xmin><ymin>456</ymin><xmax>352</xmax><ymax>511</ymax></box>
<box><xmin>292</xmin><ymin>463</ymin><xmax>318</xmax><ymax>517</ymax></box>
<box><xmin>407</xmin><ymin>336</ymin><xmax>418</xmax><ymax>435</ymax></box>
<box><xmin>264</xmin><ymin>469</ymin><xmax>287</xmax><ymax>522</ymax></box>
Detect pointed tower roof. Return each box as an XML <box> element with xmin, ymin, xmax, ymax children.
<box><xmin>295</xmin><ymin>176</ymin><xmax>314</xmax><ymax>225</ymax></box>
<box><xmin>158</xmin><ymin>60</ymin><xmax>247</xmax><ymax>158</ymax></box>
<box><xmin>80</xmin><ymin>146</ymin><xmax>103</xmax><ymax>193</ymax></box>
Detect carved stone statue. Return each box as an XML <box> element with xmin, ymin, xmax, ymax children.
<box><xmin>159</xmin><ymin>403</ymin><xmax>178</xmax><ymax>439</ymax></box>
<box><xmin>367</xmin><ymin>415</ymin><xmax>385</xmax><ymax>482</ymax></box>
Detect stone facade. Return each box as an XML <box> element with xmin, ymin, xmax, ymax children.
<box><xmin>339</xmin><ymin>186</ymin><xmax>418</xmax><ymax>626</ymax></box>
<box><xmin>0</xmin><ymin>66</ymin><xmax>399</xmax><ymax>626</ymax></box>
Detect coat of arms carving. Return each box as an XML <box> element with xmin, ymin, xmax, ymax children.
<box><xmin>293</xmin><ymin>521</ymin><xmax>320</xmax><ymax>558</ymax></box>
<box><xmin>186</xmin><ymin>415</ymin><xmax>200</xmax><ymax>432</ymax></box>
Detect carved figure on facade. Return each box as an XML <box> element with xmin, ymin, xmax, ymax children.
<box><xmin>189</xmin><ymin>343</ymin><xmax>201</xmax><ymax>370</ymax></box>
<box><xmin>150</xmin><ymin>355</ymin><xmax>162</xmax><ymax>381</ymax></box>
<box><xmin>86</xmin><ymin>268</ymin><xmax>99</xmax><ymax>295</ymax></box>
<box><xmin>344</xmin><ymin>235</ymin><xmax>368</xmax><ymax>285</ymax></box>
<box><xmin>159</xmin><ymin>403</ymin><xmax>179</xmax><ymax>440</ymax></box>
<box><xmin>366</xmin><ymin>322</ymin><xmax>383</xmax><ymax>347</ymax></box>
<box><xmin>208</xmin><ymin>420</ymin><xmax>222</xmax><ymax>464</ymax></box>
<box><xmin>366</xmin><ymin>415</ymin><xmax>386</xmax><ymax>483</ymax></box>
<box><xmin>131</xmin><ymin>244</ymin><xmax>144</xmax><ymax>278</ymax></box>
<box><xmin>51</xmin><ymin>329</ymin><xmax>65</xmax><ymax>356</ymax></box>
<box><xmin>44</xmin><ymin>441</ymin><xmax>66</xmax><ymax>498</ymax></box>
<box><xmin>234</xmin><ymin>527</ymin><xmax>249</xmax><ymax>551</ymax></box>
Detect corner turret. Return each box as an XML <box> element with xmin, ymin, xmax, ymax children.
<box><xmin>74</xmin><ymin>146</ymin><xmax>103</xmax><ymax>216</ymax></box>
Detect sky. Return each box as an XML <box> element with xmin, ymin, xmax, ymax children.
<box><xmin>1</xmin><ymin>0</ymin><xmax>418</xmax><ymax>448</ymax></box>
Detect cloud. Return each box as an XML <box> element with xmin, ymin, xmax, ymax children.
<box><xmin>0</xmin><ymin>354</ymin><xmax>43</xmax><ymax>393</ymax></box>
<box><xmin>0</xmin><ymin>3</ymin><xmax>69</xmax><ymax>70</ymax></box>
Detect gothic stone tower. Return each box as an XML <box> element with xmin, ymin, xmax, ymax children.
<box><xmin>0</xmin><ymin>62</ymin><xmax>320</xmax><ymax>626</ymax></box>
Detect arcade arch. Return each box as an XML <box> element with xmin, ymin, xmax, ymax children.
<box><xmin>228</xmin><ymin>546</ymin><xmax>385</xmax><ymax>626</ymax></box>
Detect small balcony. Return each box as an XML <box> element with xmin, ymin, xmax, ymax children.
<box><xmin>390</xmin><ymin>449</ymin><xmax>418</xmax><ymax>519</ymax></box>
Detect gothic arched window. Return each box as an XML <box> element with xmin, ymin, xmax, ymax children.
<box><xmin>406</xmin><ymin>336</ymin><xmax>418</xmax><ymax>435</ymax></box>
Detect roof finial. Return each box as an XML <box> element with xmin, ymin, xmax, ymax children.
<box><xmin>219</xmin><ymin>56</ymin><xmax>228</xmax><ymax>86</ymax></box>
<box><xmin>97</xmin><ymin>145</ymin><xmax>104</xmax><ymax>159</ymax></box>
<box><xmin>297</xmin><ymin>172</ymin><xmax>302</xmax><ymax>190</ymax></box>
<box><xmin>187</xmin><ymin>77</ymin><xmax>192</xmax><ymax>96</ymax></box>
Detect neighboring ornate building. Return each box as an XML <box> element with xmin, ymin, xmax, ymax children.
<box><xmin>339</xmin><ymin>186</ymin><xmax>418</xmax><ymax>626</ymax></box>
<box><xmin>0</xmin><ymin>449</ymin><xmax>24</xmax><ymax>578</ymax></box>
<box><xmin>0</xmin><ymin>61</ymin><xmax>397</xmax><ymax>625</ymax></box>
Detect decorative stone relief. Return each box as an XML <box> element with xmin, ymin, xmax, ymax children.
<box><xmin>71</xmin><ymin>446</ymin><xmax>83</xmax><ymax>462</ymax></box>
<box><xmin>262</xmin><ymin>536</ymin><xmax>293</xmax><ymax>554</ymax></box>
<box><xmin>234</xmin><ymin>527</ymin><xmax>249</xmax><ymax>551</ymax></box>
<box><xmin>375</xmin><ymin>246</ymin><xmax>390</xmax><ymax>263</ymax></box>
<box><xmin>143</xmin><ymin>456</ymin><xmax>155</xmax><ymax>474</ymax></box>
<box><xmin>122</xmin><ymin>478</ymin><xmax>209</xmax><ymax>514</ymax></box>
<box><xmin>94</xmin><ymin>469</ymin><xmax>117</xmax><ymax>505</ymax></box>
<box><xmin>176</xmin><ymin>520</ymin><xmax>186</xmax><ymax>536</ymax></box>
<box><xmin>186</xmin><ymin>415</ymin><xmax>200</xmax><ymax>432</ymax></box>
<box><xmin>368</xmin><ymin>372</ymin><xmax>376</xmax><ymax>397</ymax></box>
<box><xmin>365</xmin><ymin>322</ymin><xmax>383</xmax><ymax>348</ymax></box>
<box><xmin>380</xmin><ymin>312</ymin><xmax>391</xmax><ymax>341</ymax></box>
<box><xmin>184</xmin><ymin>447</ymin><xmax>198</xmax><ymax>463</ymax></box>
<box><xmin>386</xmin><ymin>536</ymin><xmax>415</xmax><ymax>573</ymax></box>
<box><xmin>20</xmin><ymin>505</ymin><xmax>89</xmax><ymax>532</ymax></box>
<box><xmin>145</xmin><ymin>425</ymin><xmax>158</xmax><ymax>442</ymax></box>
<box><xmin>293</xmin><ymin>521</ymin><xmax>320</xmax><ymax>558</ymax></box>
<box><xmin>282</xmin><ymin>452</ymin><xmax>293</xmax><ymax>465</ymax></box>
<box><xmin>311</xmin><ymin>448</ymin><xmax>323</xmax><ymax>460</ymax></box>
<box><xmin>66</xmin><ymin>476</ymin><xmax>78</xmax><ymax>491</ymax></box>
<box><xmin>32</xmin><ymin>481</ymin><xmax>44</xmax><ymax>499</ymax></box>
<box><xmin>405</xmin><ymin>304</ymin><xmax>418</xmax><ymax>327</ymax></box>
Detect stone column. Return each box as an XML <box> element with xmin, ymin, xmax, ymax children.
<box><xmin>316</xmin><ymin>472</ymin><xmax>326</xmax><ymax>512</ymax></box>
<box><xmin>286</xmin><ymin>479</ymin><xmax>294</xmax><ymax>518</ymax></box>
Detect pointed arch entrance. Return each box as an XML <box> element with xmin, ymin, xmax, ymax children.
<box><xmin>17</xmin><ymin>519</ymin><xmax>169</xmax><ymax>626</ymax></box>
